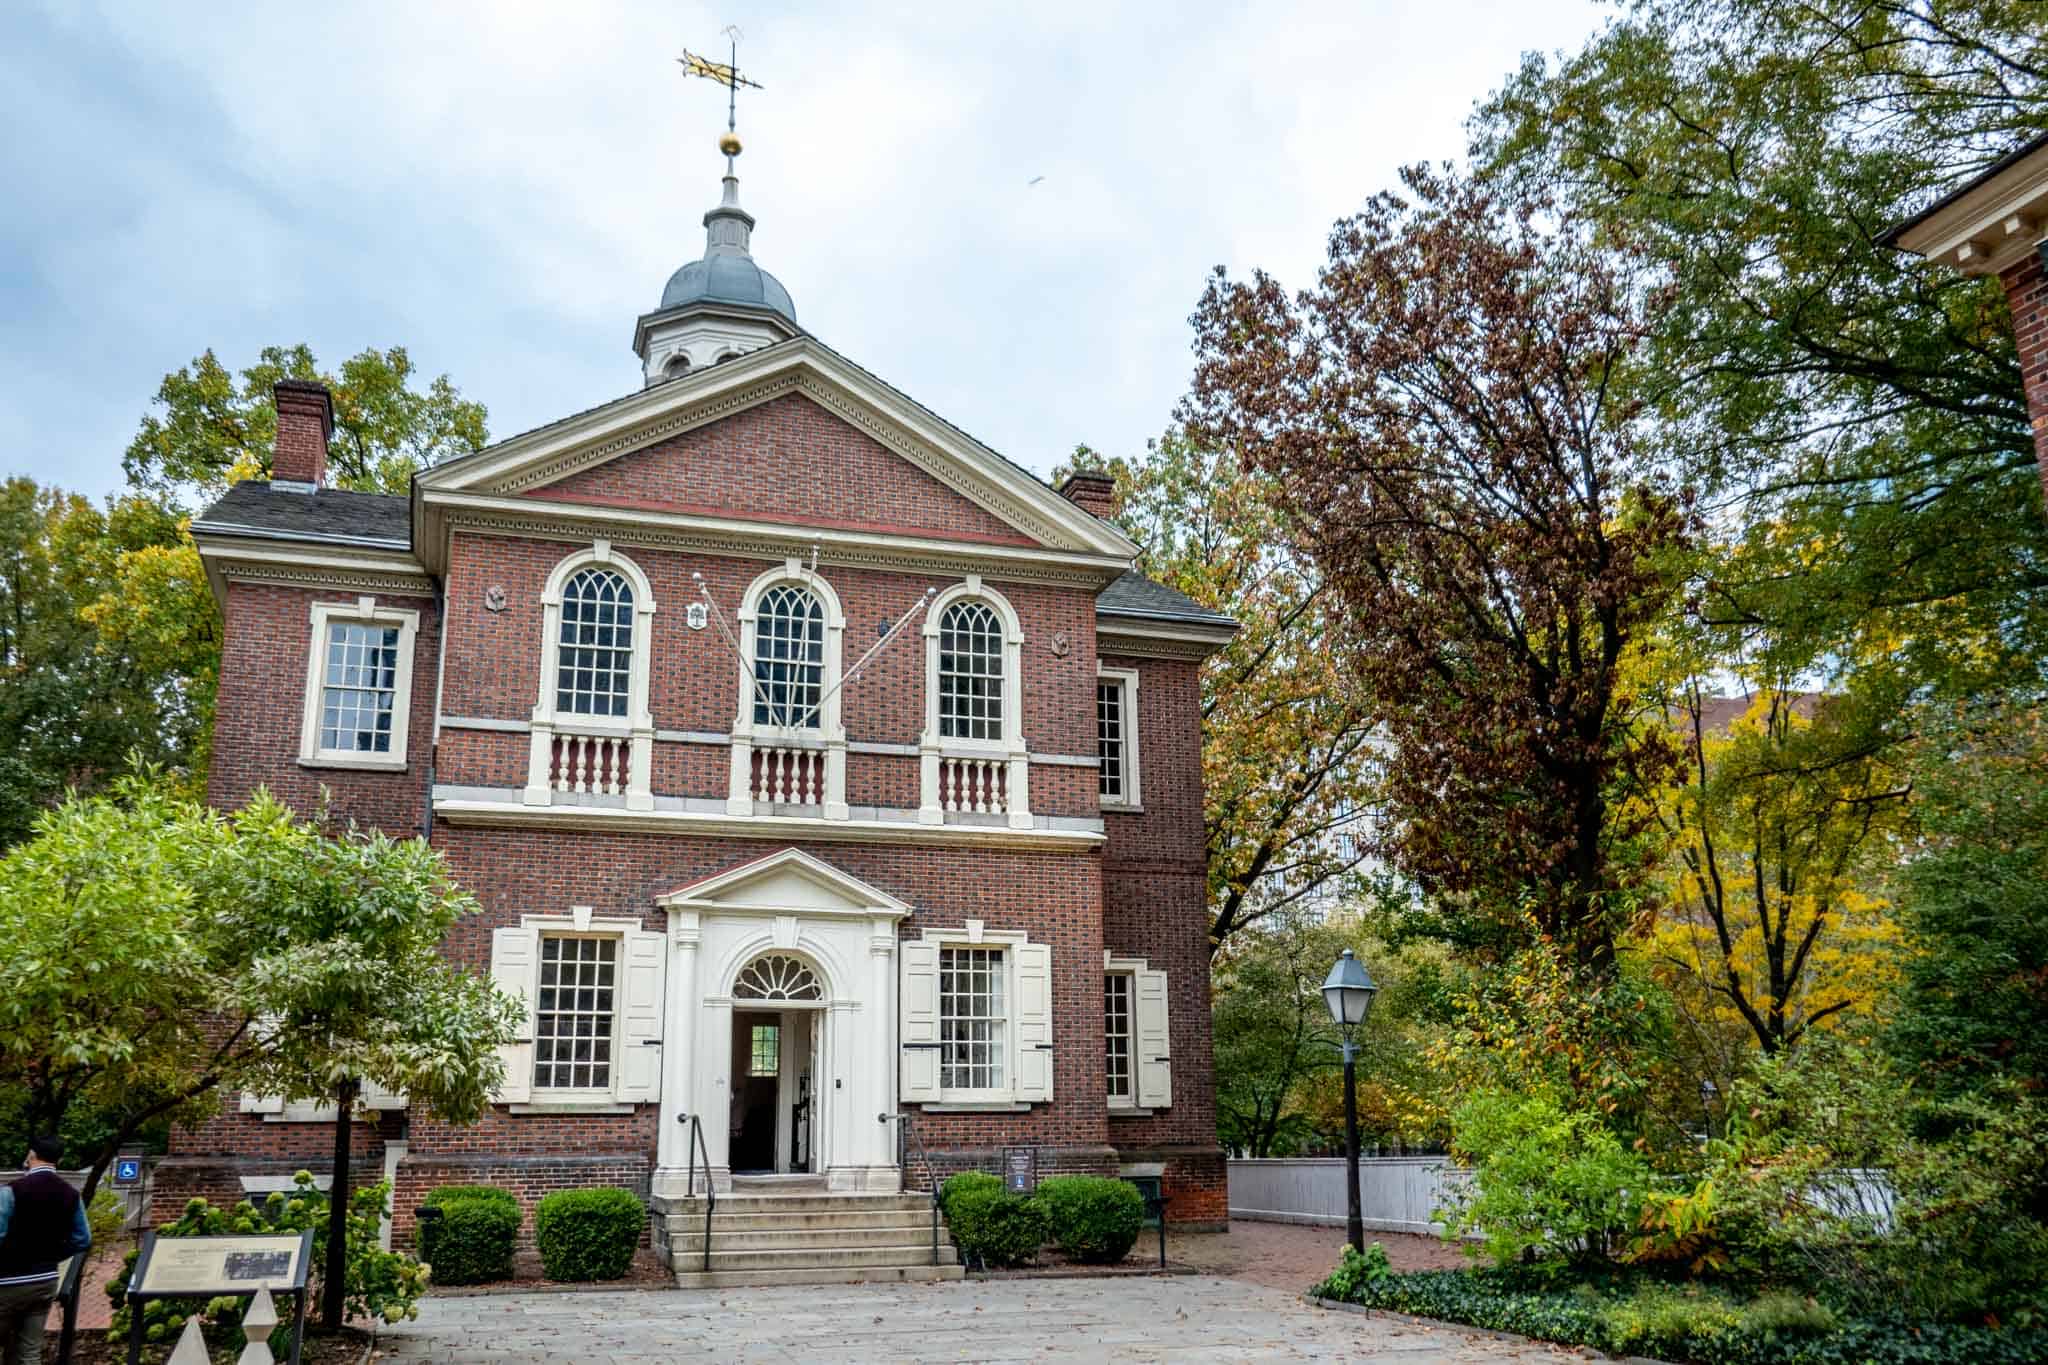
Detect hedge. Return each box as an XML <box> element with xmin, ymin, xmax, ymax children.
<box><xmin>533</xmin><ymin>1187</ymin><xmax>644</xmax><ymax>1282</ymax></box>
<box><xmin>1311</xmin><ymin>1255</ymin><xmax>2048</xmax><ymax>1365</ymax></box>
<box><xmin>941</xmin><ymin>1174</ymin><xmax>1047</xmax><ymax>1268</ymax></box>
<box><xmin>1032</xmin><ymin>1176</ymin><xmax>1144</xmax><ymax>1265</ymax></box>
<box><xmin>416</xmin><ymin>1185</ymin><xmax>520</xmax><ymax>1286</ymax></box>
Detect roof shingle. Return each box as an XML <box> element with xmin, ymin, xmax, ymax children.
<box><xmin>192</xmin><ymin>483</ymin><xmax>411</xmax><ymax>548</ymax></box>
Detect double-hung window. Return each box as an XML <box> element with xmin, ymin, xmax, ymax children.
<box><xmin>753</xmin><ymin>585</ymin><xmax>825</xmax><ymax>728</ymax></box>
<box><xmin>1104</xmin><ymin>971</ymin><xmax>1135</xmax><ymax>1105</ymax></box>
<box><xmin>1104</xmin><ymin>953</ymin><xmax>1174</xmax><ymax>1111</ymax></box>
<box><xmin>556</xmin><ymin>568</ymin><xmax>635</xmax><ymax>718</ymax></box>
<box><xmin>1096</xmin><ymin>666</ymin><xmax>1140</xmax><ymax>808</ymax></box>
<box><xmin>939</xmin><ymin>946</ymin><xmax>1007</xmax><ymax>1092</ymax></box>
<box><xmin>937</xmin><ymin>601</ymin><xmax>1004</xmax><ymax>741</ymax></box>
<box><xmin>489</xmin><ymin>916</ymin><xmax>666</xmax><ymax>1109</ymax></box>
<box><xmin>533</xmin><ymin>935</ymin><xmax>617</xmax><ymax>1093</ymax></box>
<box><xmin>299</xmin><ymin>600</ymin><xmax>419</xmax><ymax>769</ymax></box>
<box><xmin>900</xmin><ymin>927</ymin><xmax>1053</xmax><ymax>1105</ymax></box>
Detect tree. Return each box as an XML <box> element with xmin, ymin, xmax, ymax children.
<box><xmin>1646</xmin><ymin>685</ymin><xmax>1909</xmax><ymax>1063</ymax></box>
<box><xmin>1185</xmin><ymin>166</ymin><xmax>1691</xmax><ymax>976</ymax></box>
<box><xmin>1475</xmin><ymin>1</ymin><xmax>2048</xmax><ymax>730</ymax></box>
<box><xmin>123</xmin><ymin>343</ymin><xmax>489</xmax><ymax>501</ymax></box>
<box><xmin>1061</xmin><ymin>435</ymin><xmax>1384</xmax><ymax>950</ymax></box>
<box><xmin>0</xmin><ymin>481</ymin><xmax>212</xmax><ymax>843</ymax></box>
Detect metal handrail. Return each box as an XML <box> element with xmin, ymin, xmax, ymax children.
<box><xmin>680</xmin><ymin>1112</ymin><xmax>716</xmax><ymax>1273</ymax></box>
<box><xmin>879</xmin><ymin>1110</ymin><xmax>942</xmax><ymax>1267</ymax></box>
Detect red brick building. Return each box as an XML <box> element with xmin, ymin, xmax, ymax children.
<box><xmin>174</xmin><ymin>151</ymin><xmax>1235</xmax><ymax>1265</ymax></box>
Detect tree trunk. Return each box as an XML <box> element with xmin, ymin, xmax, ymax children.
<box><xmin>321</xmin><ymin>1078</ymin><xmax>360</xmax><ymax>1333</ymax></box>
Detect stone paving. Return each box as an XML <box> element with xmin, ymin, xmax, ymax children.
<box><xmin>369</xmin><ymin>1274</ymin><xmax>1575</xmax><ymax>1362</ymax></box>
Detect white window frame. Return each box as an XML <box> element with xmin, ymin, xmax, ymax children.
<box><xmin>1105</xmin><ymin>951</ymin><xmax>1172</xmax><ymax>1112</ymax></box>
<box><xmin>530</xmin><ymin>931</ymin><xmax>624</xmax><ymax>1101</ymax></box>
<box><xmin>901</xmin><ymin>922</ymin><xmax>1052</xmax><ymax>1108</ymax></box>
<box><xmin>918</xmin><ymin>577</ymin><xmax>1030</xmax><ymax>828</ymax></box>
<box><xmin>1095</xmin><ymin>664</ymin><xmax>1141</xmax><ymax>810</ymax></box>
<box><xmin>298</xmin><ymin>598</ymin><xmax>418</xmax><ymax>771</ymax></box>
<box><xmin>489</xmin><ymin>909</ymin><xmax>666</xmax><ymax>1111</ymax></box>
<box><xmin>727</xmin><ymin>560</ymin><xmax>848</xmax><ymax>819</ymax></box>
<box><xmin>524</xmin><ymin>541</ymin><xmax>657</xmax><ymax>810</ymax></box>
<box><xmin>1103</xmin><ymin>967</ymin><xmax>1137</xmax><ymax>1108</ymax></box>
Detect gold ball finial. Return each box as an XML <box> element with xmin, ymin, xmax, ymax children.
<box><xmin>718</xmin><ymin>131</ymin><xmax>743</xmax><ymax>157</ymax></box>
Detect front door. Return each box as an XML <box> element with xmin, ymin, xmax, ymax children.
<box><xmin>730</xmin><ymin>1011</ymin><xmax>782</xmax><ymax>1173</ymax></box>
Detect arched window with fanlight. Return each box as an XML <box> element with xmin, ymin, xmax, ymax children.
<box><xmin>753</xmin><ymin>584</ymin><xmax>825</xmax><ymax>729</ymax></box>
<box><xmin>556</xmin><ymin>567</ymin><xmax>635</xmax><ymax>717</ymax></box>
<box><xmin>937</xmin><ymin>600</ymin><xmax>1004</xmax><ymax>741</ymax></box>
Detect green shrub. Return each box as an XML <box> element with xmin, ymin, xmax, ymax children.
<box><xmin>532</xmin><ymin>1187</ymin><xmax>643</xmax><ymax>1282</ymax></box>
<box><xmin>1438</xmin><ymin>1087</ymin><xmax>1652</xmax><ymax>1277</ymax></box>
<box><xmin>108</xmin><ymin>1172</ymin><xmax>427</xmax><ymax>1352</ymax></box>
<box><xmin>938</xmin><ymin>1171</ymin><xmax>1003</xmax><ymax>1219</ymax></box>
<box><xmin>1032</xmin><ymin>1176</ymin><xmax>1144</xmax><ymax>1264</ymax></box>
<box><xmin>1738</xmin><ymin>1292</ymin><xmax>1837</xmax><ymax>1337</ymax></box>
<box><xmin>946</xmin><ymin>1184</ymin><xmax>1048</xmax><ymax>1268</ymax></box>
<box><xmin>416</xmin><ymin>1184</ymin><xmax>520</xmax><ymax>1285</ymax></box>
<box><xmin>1598</xmin><ymin>1282</ymin><xmax>1741</xmax><ymax>1356</ymax></box>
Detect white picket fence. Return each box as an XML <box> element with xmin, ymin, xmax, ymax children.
<box><xmin>1227</xmin><ymin>1156</ymin><xmax>1468</xmax><ymax>1235</ymax></box>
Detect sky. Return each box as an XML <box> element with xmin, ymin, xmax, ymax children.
<box><xmin>0</xmin><ymin>0</ymin><xmax>1604</xmax><ymax>504</ymax></box>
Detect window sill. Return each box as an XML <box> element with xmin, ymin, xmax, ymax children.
<box><xmin>299</xmin><ymin>754</ymin><xmax>408</xmax><ymax>772</ymax></box>
<box><xmin>919</xmin><ymin>1101</ymin><xmax>1032</xmax><ymax>1114</ymax></box>
<box><xmin>507</xmin><ymin>1101</ymin><xmax>635</xmax><ymax>1116</ymax></box>
<box><xmin>1108</xmin><ymin>1106</ymin><xmax>1157</xmax><ymax>1119</ymax></box>
<box><xmin>1101</xmin><ymin>802</ymin><xmax>1144</xmax><ymax>815</ymax></box>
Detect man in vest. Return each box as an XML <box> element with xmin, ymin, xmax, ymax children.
<box><xmin>0</xmin><ymin>1135</ymin><xmax>91</xmax><ymax>1365</ymax></box>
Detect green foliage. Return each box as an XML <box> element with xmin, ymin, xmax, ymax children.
<box><xmin>943</xmin><ymin>1182</ymin><xmax>1048</xmax><ymax>1269</ymax></box>
<box><xmin>107</xmin><ymin>1173</ymin><xmax>425</xmax><ymax>1349</ymax></box>
<box><xmin>124</xmin><ymin>344</ymin><xmax>488</xmax><ymax>500</ymax></box>
<box><xmin>415</xmin><ymin>1185</ymin><xmax>520</xmax><ymax>1286</ymax></box>
<box><xmin>1439</xmin><ymin>1088</ymin><xmax>1652</xmax><ymax>1275</ymax></box>
<box><xmin>1030</xmin><ymin>1176</ymin><xmax>1144</xmax><ymax>1265</ymax></box>
<box><xmin>84</xmin><ymin>1187</ymin><xmax>125</xmax><ymax>1253</ymax></box>
<box><xmin>1313</xmin><ymin>1266</ymin><xmax>2047</xmax><ymax>1364</ymax></box>
<box><xmin>532</xmin><ymin>1188</ymin><xmax>643</xmax><ymax>1282</ymax></box>
<box><xmin>1314</xmin><ymin>1242</ymin><xmax>1393</xmax><ymax>1300</ymax></box>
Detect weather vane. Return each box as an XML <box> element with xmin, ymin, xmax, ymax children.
<box><xmin>678</xmin><ymin>25</ymin><xmax>762</xmax><ymax>169</ymax></box>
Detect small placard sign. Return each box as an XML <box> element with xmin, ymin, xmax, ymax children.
<box><xmin>1003</xmin><ymin>1145</ymin><xmax>1037</xmax><ymax>1194</ymax></box>
<box><xmin>113</xmin><ymin>1157</ymin><xmax>142</xmax><ymax>1185</ymax></box>
<box><xmin>134</xmin><ymin>1233</ymin><xmax>308</xmax><ymax>1296</ymax></box>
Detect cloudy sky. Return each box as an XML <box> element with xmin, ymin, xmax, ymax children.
<box><xmin>1</xmin><ymin>0</ymin><xmax>1601</xmax><ymax>504</ymax></box>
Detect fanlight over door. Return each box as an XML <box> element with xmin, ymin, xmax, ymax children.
<box><xmin>733</xmin><ymin>953</ymin><xmax>824</xmax><ymax>1003</ymax></box>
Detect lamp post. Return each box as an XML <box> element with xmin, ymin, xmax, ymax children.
<box><xmin>1699</xmin><ymin>1078</ymin><xmax>1719</xmax><ymax>1140</ymax></box>
<box><xmin>1321</xmin><ymin>948</ymin><xmax>1379</xmax><ymax>1255</ymax></box>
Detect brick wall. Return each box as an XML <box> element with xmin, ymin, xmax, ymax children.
<box><xmin>2002</xmin><ymin>250</ymin><xmax>2048</xmax><ymax>505</ymax></box>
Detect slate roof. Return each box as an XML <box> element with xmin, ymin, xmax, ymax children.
<box><xmin>191</xmin><ymin>483</ymin><xmax>411</xmax><ymax>548</ymax></box>
<box><xmin>1096</xmin><ymin>571</ymin><xmax>1236</xmax><ymax>629</ymax></box>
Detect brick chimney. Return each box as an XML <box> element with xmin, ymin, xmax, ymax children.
<box><xmin>1057</xmin><ymin>470</ymin><xmax>1118</xmax><ymax>520</ymax></box>
<box><xmin>271</xmin><ymin>380</ymin><xmax>334</xmax><ymax>489</ymax></box>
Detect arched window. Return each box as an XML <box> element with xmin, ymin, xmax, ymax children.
<box><xmin>937</xmin><ymin>600</ymin><xmax>1004</xmax><ymax>741</ymax></box>
<box><xmin>663</xmin><ymin>354</ymin><xmax>690</xmax><ymax>380</ymax></box>
<box><xmin>556</xmin><ymin>568</ymin><xmax>634</xmax><ymax>717</ymax></box>
<box><xmin>753</xmin><ymin>584</ymin><xmax>825</xmax><ymax>728</ymax></box>
<box><xmin>733</xmin><ymin>953</ymin><xmax>824</xmax><ymax>1002</ymax></box>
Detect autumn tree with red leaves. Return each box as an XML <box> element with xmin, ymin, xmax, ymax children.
<box><xmin>1184</xmin><ymin>167</ymin><xmax>1690</xmax><ymax>977</ymax></box>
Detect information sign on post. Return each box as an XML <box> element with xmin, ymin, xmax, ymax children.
<box><xmin>1002</xmin><ymin>1145</ymin><xmax>1037</xmax><ymax>1194</ymax></box>
<box><xmin>125</xmin><ymin>1229</ymin><xmax>314</xmax><ymax>1365</ymax></box>
<box><xmin>113</xmin><ymin>1157</ymin><xmax>142</xmax><ymax>1185</ymax></box>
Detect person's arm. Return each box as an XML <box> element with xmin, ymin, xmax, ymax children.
<box><xmin>0</xmin><ymin>1183</ymin><xmax>13</xmax><ymax>1243</ymax></box>
<box><xmin>62</xmin><ymin>1197</ymin><xmax>91</xmax><ymax>1259</ymax></box>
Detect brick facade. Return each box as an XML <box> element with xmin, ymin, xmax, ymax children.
<box><xmin>182</xmin><ymin>381</ymin><xmax>1229</xmax><ymax>1240</ymax></box>
<box><xmin>2000</xmin><ymin>250</ymin><xmax>2048</xmax><ymax>505</ymax></box>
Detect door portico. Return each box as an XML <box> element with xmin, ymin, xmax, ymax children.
<box><xmin>651</xmin><ymin>848</ymin><xmax>910</xmax><ymax>1197</ymax></box>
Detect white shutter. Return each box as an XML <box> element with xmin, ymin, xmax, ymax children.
<box><xmin>362</xmin><ymin>1079</ymin><xmax>408</xmax><ymax>1111</ymax></box>
<box><xmin>613</xmin><ymin>928</ymin><xmax>666</xmax><ymax>1103</ymax></box>
<box><xmin>1135</xmin><ymin>968</ymin><xmax>1172</xmax><ymax>1109</ymax></box>
<box><xmin>1013</xmin><ymin>941</ymin><xmax>1054</xmax><ymax>1103</ymax></box>
<box><xmin>491</xmin><ymin>925</ymin><xmax>537</xmax><ymax>1104</ymax></box>
<box><xmin>900</xmin><ymin>940</ymin><xmax>940</xmax><ymax>1103</ymax></box>
<box><xmin>240</xmin><ymin>1092</ymin><xmax>285</xmax><ymax>1116</ymax></box>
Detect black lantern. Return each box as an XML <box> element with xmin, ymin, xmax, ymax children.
<box><xmin>1321</xmin><ymin>948</ymin><xmax>1378</xmax><ymax>1254</ymax></box>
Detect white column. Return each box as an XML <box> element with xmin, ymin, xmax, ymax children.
<box><xmin>869</xmin><ymin>915</ymin><xmax>899</xmax><ymax>1173</ymax></box>
<box><xmin>652</xmin><ymin>912</ymin><xmax>700</xmax><ymax>1198</ymax></box>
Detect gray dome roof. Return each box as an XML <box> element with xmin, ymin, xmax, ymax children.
<box><xmin>659</xmin><ymin>254</ymin><xmax>796</xmax><ymax>323</ymax></box>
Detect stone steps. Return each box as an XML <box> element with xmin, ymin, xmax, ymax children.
<box><xmin>652</xmin><ymin>1190</ymin><xmax>959</xmax><ymax>1288</ymax></box>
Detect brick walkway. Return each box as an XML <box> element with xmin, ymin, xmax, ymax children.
<box><xmin>1159</xmin><ymin>1219</ymin><xmax>1471</xmax><ymax>1290</ymax></box>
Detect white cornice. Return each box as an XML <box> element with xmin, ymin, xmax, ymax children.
<box><xmin>412</xmin><ymin>339</ymin><xmax>1137</xmax><ymax>569</ymax></box>
<box><xmin>427</xmin><ymin>492</ymin><xmax>1131</xmax><ymax>589</ymax></box>
<box><xmin>1098</xmin><ymin>622</ymin><xmax>1236</xmax><ymax>661</ymax></box>
<box><xmin>432</xmin><ymin>793</ymin><xmax>1105</xmax><ymax>851</ymax></box>
<box><xmin>1892</xmin><ymin>140</ymin><xmax>2048</xmax><ymax>276</ymax></box>
<box><xmin>194</xmin><ymin>536</ymin><xmax>435</xmax><ymax>606</ymax></box>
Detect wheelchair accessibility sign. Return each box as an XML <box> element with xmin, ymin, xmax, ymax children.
<box><xmin>114</xmin><ymin>1158</ymin><xmax>141</xmax><ymax>1185</ymax></box>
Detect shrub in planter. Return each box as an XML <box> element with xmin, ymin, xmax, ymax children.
<box><xmin>533</xmin><ymin>1187</ymin><xmax>643</xmax><ymax>1282</ymax></box>
<box><xmin>946</xmin><ymin>1183</ymin><xmax>1048</xmax><ymax>1268</ymax></box>
<box><xmin>416</xmin><ymin>1184</ymin><xmax>520</xmax><ymax>1285</ymax></box>
<box><xmin>1032</xmin><ymin>1175</ymin><xmax>1144</xmax><ymax>1264</ymax></box>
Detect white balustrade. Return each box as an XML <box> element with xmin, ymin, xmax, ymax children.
<box><xmin>551</xmin><ymin>730</ymin><xmax>631</xmax><ymax>797</ymax></box>
<box><xmin>938</xmin><ymin>755</ymin><xmax>1008</xmax><ymax>815</ymax></box>
<box><xmin>752</xmin><ymin>744</ymin><xmax>825</xmax><ymax>806</ymax></box>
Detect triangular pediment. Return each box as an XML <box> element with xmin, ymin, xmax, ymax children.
<box><xmin>655</xmin><ymin>848</ymin><xmax>911</xmax><ymax>918</ymax></box>
<box><xmin>415</xmin><ymin>337</ymin><xmax>1135</xmax><ymax>560</ymax></box>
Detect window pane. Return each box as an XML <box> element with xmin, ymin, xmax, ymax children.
<box><xmin>556</xmin><ymin>569</ymin><xmax>634</xmax><ymax>716</ymax></box>
<box><xmin>1097</xmin><ymin>679</ymin><xmax>1125</xmax><ymax>800</ymax></box>
<box><xmin>750</xmin><ymin>1024</ymin><xmax>780</xmax><ymax>1077</ymax></box>
<box><xmin>939</xmin><ymin>946</ymin><xmax>1006</xmax><ymax>1090</ymax></box>
<box><xmin>938</xmin><ymin>602</ymin><xmax>1004</xmax><ymax>741</ymax></box>
<box><xmin>1104</xmin><ymin>972</ymin><xmax>1133</xmax><ymax>1100</ymax></box>
<box><xmin>319</xmin><ymin>621</ymin><xmax>401</xmax><ymax>753</ymax></box>
<box><xmin>753</xmin><ymin>585</ymin><xmax>826</xmax><ymax>728</ymax></box>
<box><xmin>532</xmin><ymin>935</ymin><xmax>618</xmax><ymax>1091</ymax></box>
